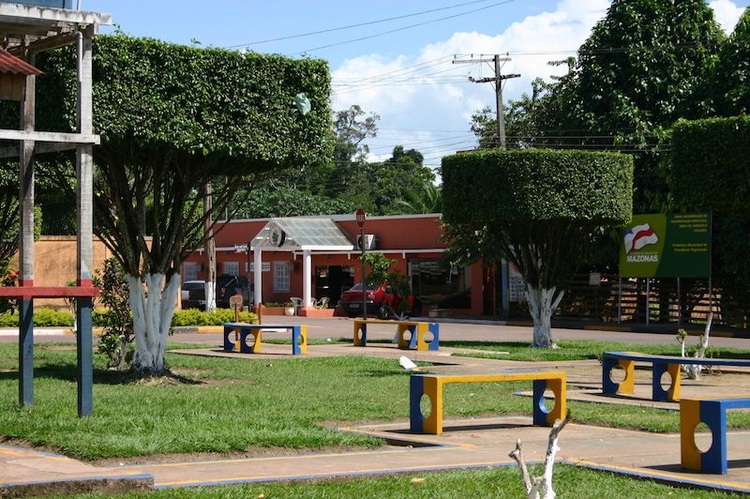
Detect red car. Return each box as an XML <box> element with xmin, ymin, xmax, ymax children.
<box><xmin>339</xmin><ymin>282</ymin><xmax>422</xmax><ymax>319</ymax></box>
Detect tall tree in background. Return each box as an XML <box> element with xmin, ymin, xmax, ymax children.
<box><xmin>711</xmin><ymin>8</ymin><xmax>750</xmax><ymax>116</ymax></box>
<box><xmin>559</xmin><ymin>0</ymin><xmax>723</xmax><ymax>213</ymax></box>
<box><xmin>368</xmin><ymin>146</ymin><xmax>436</xmax><ymax>215</ymax></box>
<box><xmin>470</xmin><ymin>0</ymin><xmax>724</xmax><ymax>214</ymax></box>
<box><xmin>36</xmin><ymin>35</ymin><xmax>332</xmax><ymax>375</ymax></box>
<box><xmin>326</xmin><ymin>105</ymin><xmax>379</xmax><ymax>201</ymax></box>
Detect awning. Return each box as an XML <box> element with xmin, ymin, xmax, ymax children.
<box><xmin>250</xmin><ymin>217</ymin><xmax>356</xmax><ymax>252</ymax></box>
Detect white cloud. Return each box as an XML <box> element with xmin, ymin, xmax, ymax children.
<box><xmin>710</xmin><ymin>0</ymin><xmax>746</xmax><ymax>33</ymax></box>
<box><xmin>330</xmin><ymin>1</ymin><xmax>746</xmax><ymax>173</ymax></box>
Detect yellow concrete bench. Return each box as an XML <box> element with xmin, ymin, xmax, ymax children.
<box><xmin>352</xmin><ymin>319</ymin><xmax>439</xmax><ymax>351</ymax></box>
<box><xmin>603</xmin><ymin>351</ymin><xmax>750</xmax><ymax>401</ymax></box>
<box><xmin>223</xmin><ymin>322</ymin><xmax>307</xmax><ymax>355</ymax></box>
<box><xmin>410</xmin><ymin>371</ymin><xmax>566</xmax><ymax>434</ymax></box>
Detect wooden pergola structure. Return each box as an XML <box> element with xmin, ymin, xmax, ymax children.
<box><xmin>0</xmin><ymin>3</ymin><xmax>111</xmax><ymax>416</ymax></box>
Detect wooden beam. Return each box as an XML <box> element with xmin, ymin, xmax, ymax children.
<box><xmin>0</xmin><ymin>129</ymin><xmax>99</xmax><ymax>144</ymax></box>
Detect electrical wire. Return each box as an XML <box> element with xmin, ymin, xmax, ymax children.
<box><xmin>227</xmin><ymin>0</ymin><xmax>505</xmax><ymax>49</ymax></box>
<box><xmin>300</xmin><ymin>0</ymin><xmax>515</xmax><ymax>54</ymax></box>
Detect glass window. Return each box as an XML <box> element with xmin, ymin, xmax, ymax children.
<box><xmin>273</xmin><ymin>261</ymin><xmax>290</xmax><ymax>293</ymax></box>
<box><xmin>183</xmin><ymin>262</ymin><xmax>200</xmax><ymax>281</ymax></box>
<box><xmin>223</xmin><ymin>261</ymin><xmax>240</xmax><ymax>276</ymax></box>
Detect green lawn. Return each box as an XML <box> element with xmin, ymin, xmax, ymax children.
<box><xmin>1</xmin><ymin>340</ymin><xmax>748</xmax><ymax>497</ymax></box>
<box><xmin>50</xmin><ymin>465</ymin><xmax>744</xmax><ymax>498</ymax></box>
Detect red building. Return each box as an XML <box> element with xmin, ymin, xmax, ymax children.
<box><xmin>182</xmin><ymin>214</ymin><xmax>489</xmax><ymax>317</ymax></box>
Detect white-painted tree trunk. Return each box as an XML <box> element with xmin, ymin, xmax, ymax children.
<box><xmin>526</xmin><ymin>285</ymin><xmax>564</xmax><ymax>348</ymax></box>
<box><xmin>129</xmin><ymin>273</ymin><xmax>180</xmax><ymax>375</ymax></box>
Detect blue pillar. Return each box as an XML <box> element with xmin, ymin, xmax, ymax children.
<box><xmin>76</xmin><ymin>297</ymin><xmax>93</xmax><ymax>417</ymax></box>
<box><xmin>18</xmin><ymin>298</ymin><xmax>33</xmax><ymax>407</ymax></box>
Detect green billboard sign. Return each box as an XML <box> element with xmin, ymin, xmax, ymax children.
<box><xmin>619</xmin><ymin>213</ymin><xmax>710</xmax><ymax>278</ymax></box>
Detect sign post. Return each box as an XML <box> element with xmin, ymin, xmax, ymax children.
<box><xmin>355</xmin><ymin>208</ymin><xmax>367</xmax><ymax>318</ymax></box>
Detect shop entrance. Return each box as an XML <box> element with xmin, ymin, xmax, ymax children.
<box><xmin>315</xmin><ymin>265</ymin><xmax>354</xmax><ymax>308</ymax></box>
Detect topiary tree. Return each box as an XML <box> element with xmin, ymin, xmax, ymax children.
<box><xmin>662</xmin><ymin>116</ymin><xmax>750</xmax><ymax>324</ymax></box>
<box><xmin>442</xmin><ymin>149</ymin><xmax>633</xmax><ymax>347</ymax></box>
<box><xmin>33</xmin><ymin>34</ymin><xmax>333</xmax><ymax>375</ymax></box>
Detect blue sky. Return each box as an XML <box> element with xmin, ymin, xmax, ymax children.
<box><xmin>81</xmin><ymin>0</ymin><xmax>749</xmax><ymax>172</ymax></box>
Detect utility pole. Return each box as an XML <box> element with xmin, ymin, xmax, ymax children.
<box><xmin>454</xmin><ymin>54</ymin><xmax>520</xmax><ymax>148</ymax></box>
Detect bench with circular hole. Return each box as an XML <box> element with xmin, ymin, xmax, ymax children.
<box><xmin>353</xmin><ymin>319</ymin><xmax>439</xmax><ymax>351</ymax></box>
<box><xmin>680</xmin><ymin>396</ymin><xmax>750</xmax><ymax>474</ymax></box>
<box><xmin>409</xmin><ymin>371</ymin><xmax>566</xmax><ymax>434</ymax></box>
<box><xmin>223</xmin><ymin>322</ymin><xmax>307</xmax><ymax>355</ymax></box>
<box><xmin>602</xmin><ymin>351</ymin><xmax>750</xmax><ymax>402</ymax></box>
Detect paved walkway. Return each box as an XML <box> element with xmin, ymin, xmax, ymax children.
<box><xmin>3</xmin><ymin>319</ymin><xmax>750</xmax><ymax>496</ymax></box>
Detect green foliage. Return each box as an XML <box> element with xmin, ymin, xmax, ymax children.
<box><xmin>0</xmin><ymin>308</ymin><xmax>74</xmax><ymax>327</ymax></box>
<box><xmin>0</xmin><ymin>266</ymin><xmax>17</xmax><ymax>315</ymax></box>
<box><xmin>228</xmin><ymin>186</ymin><xmax>357</xmax><ymax>219</ymax></box>
<box><xmin>442</xmin><ymin>149</ymin><xmax>633</xmax><ymax>225</ymax></box>
<box><xmin>665</xmin><ymin>116</ymin><xmax>750</xmax><ymax>215</ymax></box>
<box><xmin>92</xmin><ymin>258</ymin><xmax>134</xmax><ymax>370</ymax></box>
<box><xmin>171</xmin><ymin>308</ymin><xmax>257</xmax><ymax>326</ymax></box>
<box><xmin>33</xmin><ymin>34</ymin><xmax>333</xmax><ymax>279</ymax></box>
<box><xmin>664</xmin><ymin>116</ymin><xmax>750</xmax><ymax>321</ymax></box>
<box><xmin>711</xmin><ymin>9</ymin><xmax>750</xmax><ymax>116</ymax></box>
<box><xmin>361</xmin><ymin>253</ymin><xmax>395</xmax><ymax>286</ymax></box>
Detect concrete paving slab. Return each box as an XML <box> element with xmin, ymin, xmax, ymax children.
<box><xmin>4</xmin><ymin>320</ymin><xmax>750</xmax><ymax>495</ymax></box>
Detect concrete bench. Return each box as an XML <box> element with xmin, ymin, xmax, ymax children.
<box><xmin>602</xmin><ymin>351</ymin><xmax>750</xmax><ymax>402</ymax></box>
<box><xmin>409</xmin><ymin>371</ymin><xmax>566</xmax><ymax>435</ymax></box>
<box><xmin>353</xmin><ymin>319</ymin><xmax>439</xmax><ymax>351</ymax></box>
<box><xmin>223</xmin><ymin>322</ymin><xmax>307</xmax><ymax>355</ymax></box>
<box><xmin>681</xmin><ymin>396</ymin><xmax>750</xmax><ymax>474</ymax></box>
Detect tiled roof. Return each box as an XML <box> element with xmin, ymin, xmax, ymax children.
<box><xmin>0</xmin><ymin>50</ymin><xmax>42</xmax><ymax>75</ymax></box>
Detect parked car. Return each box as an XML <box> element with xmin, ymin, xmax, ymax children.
<box><xmin>181</xmin><ymin>275</ymin><xmax>253</xmax><ymax>311</ymax></box>
<box><xmin>339</xmin><ymin>282</ymin><xmax>422</xmax><ymax>319</ymax></box>
<box><xmin>181</xmin><ymin>280</ymin><xmax>206</xmax><ymax>311</ymax></box>
<box><xmin>216</xmin><ymin>274</ymin><xmax>253</xmax><ymax>309</ymax></box>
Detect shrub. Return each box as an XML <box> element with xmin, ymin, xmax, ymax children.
<box><xmin>172</xmin><ymin>308</ymin><xmax>257</xmax><ymax>326</ymax></box>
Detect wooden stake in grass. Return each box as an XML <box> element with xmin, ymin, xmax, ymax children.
<box><xmin>509</xmin><ymin>410</ymin><xmax>570</xmax><ymax>499</ymax></box>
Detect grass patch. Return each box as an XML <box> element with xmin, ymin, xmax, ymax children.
<box><xmin>51</xmin><ymin>465</ymin><xmax>743</xmax><ymax>498</ymax></box>
<box><xmin>442</xmin><ymin>338</ymin><xmax>749</xmax><ymax>362</ymax></box>
<box><xmin>3</xmin><ymin>339</ymin><xmax>750</xmax><ymax>497</ymax></box>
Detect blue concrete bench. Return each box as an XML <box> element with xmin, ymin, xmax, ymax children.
<box><xmin>602</xmin><ymin>351</ymin><xmax>750</xmax><ymax>402</ymax></box>
<box><xmin>681</xmin><ymin>396</ymin><xmax>750</xmax><ymax>474</ymax></box>
<box><xmin>223</xmin><ymin>322</ymin><xmax>307</xmax><ymax>355</ymax></box>
<box><xmin>410</xmin><ymin>371</ymin><xmax>566</xmax><ymax>434</ymax></box>
<box><xmin>353</xmin><ymin>319</ymin><xmax>439</xmax><ymax>351</ymax></box>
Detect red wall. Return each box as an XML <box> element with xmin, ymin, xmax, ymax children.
<box><xmin>183</xmin><ymin>215</ymin><xmax>486</xmax><ymax>316</ymax></box>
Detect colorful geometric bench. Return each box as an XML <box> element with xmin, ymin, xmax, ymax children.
<box><xmin>223</xmin><ymin>322</ymin><xmax>307</xmax><ymax>355</ymax></box>
<box><xmin>680</xmin><ymin>396</ymin><xmax>750</xmax><ymax>474</ymax></box>
<box><xmin>602</xmin><ymin>351</ymin><xmax>750</xmax><ymax>402</ymax></box>
<box><xmin>410</xmin><ymin>371</ymin><xmax>566</xmax><ymax>434</ymax></box>
<box><xmin>353</xmin><ymin>319</ymin><xmax>439</xmax><ymax>351</ymax></box>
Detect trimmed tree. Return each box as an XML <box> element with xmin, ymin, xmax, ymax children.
<box><xmin>662</xmin><ymin>116</ymin><xmax>750</xmax><ymax>324</ymax></box>
<box><xmin>442</xmin><ymin>149</ymin><xmax>633</xmax><ymax>347</ymax></box>
<box><xmin>35</xmin><ymin>35</ymin><xmax>333</xmax><ymax>375</ymax></box>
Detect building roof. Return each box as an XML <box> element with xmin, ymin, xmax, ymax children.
<box><xmin>250</xmin><ymin>217</ymin><xmax>356</xmax><ymax>252</ymax></box>
<box><xmin>0</xmin><ymin>49</ymin><xmax>41</xmax><ymax>75</ymax></box>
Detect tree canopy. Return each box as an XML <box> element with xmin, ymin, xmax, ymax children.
<box><xmin>442</xmin><ymin>149</ymin><xmax>633</xmax><ymax>346</ymax></box>
<box><xmin>31</xmin><ymin>34</ymin><xmax>333</xmax><ymax>374</ymax></box>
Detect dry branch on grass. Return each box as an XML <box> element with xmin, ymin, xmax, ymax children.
<box><xmin>509</xmin><ymin>410</ymin><xmax>570</xmax><ymax>499</ymax></box>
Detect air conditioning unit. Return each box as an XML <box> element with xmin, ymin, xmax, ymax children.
<box><xmin>356</xmin><ymin>234</ymin><xmax>376</xmax><ymax>250</ymax></box>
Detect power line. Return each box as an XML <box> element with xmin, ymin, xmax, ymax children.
<box><xmin>227</xmin><ymin>0</ymin><xmax>504</xmax><ymax>49</ymax></box>
<box><xmin>300</xmin><ymin>0</ymin><xmax>515</xmax><ymax>54</ymax></box>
